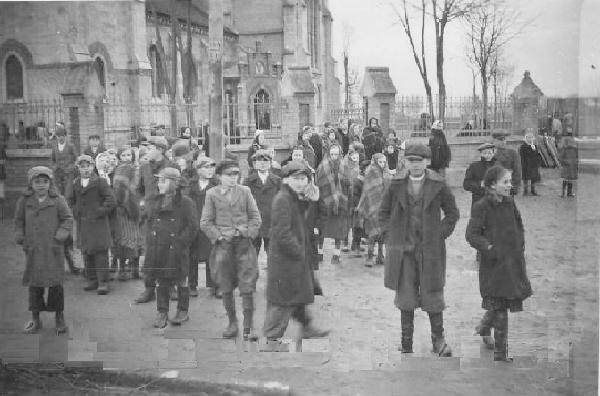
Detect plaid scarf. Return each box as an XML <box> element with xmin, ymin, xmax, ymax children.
<box><xmin>357</xmin><ymin>162</ymin><xmax>391</xmax><ymax>236</ymax></box>
<box><xmin>316</xmin><ymin>157</ymin><xmax>350</xmax><ymax>215</ymax></box>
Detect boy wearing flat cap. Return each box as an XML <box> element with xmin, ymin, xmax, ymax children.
<box><xmin>244</xmin><ymin>149</ymin><xmax>281</xmax><ymax>256</ymax></box>
<box><xmin>378</xmin><ymin>143</ymin><xmax>459</xmax><ymax>357</ymax></box>
<box><xmin>200</xmin><ymin>159</ymin><xmax>262</xmax><ymax>341</ymax></box>
<box><xmin>188</xmin><ymin>156</ymin><xmax>219</xmax><ymax>297</ymax></box>
<box><xmin>134</xmin><ymin>135</ymin><xmax>178</xmax><ymax>304</ymax></box>
<box><xmin>261</xmin><ymin>161</ymin><xmax>330</xmax><ymax>351</ymax></box>
<box><xmin>492</xmin><ymin>131</ymin><xmax>521</xmax><ymax>195</ymax></box>
<box><xmin>69</xmin><ymin>155</ymin><xmax>116</xmax><ymax>295</ymax></box>
<box><xmin>15</xmin><ymin>166</ymin><xmax>73</xmax><ymax>334</ymax></box>
<box><xmin>463</xmin><ymin>142</ymin><xmax>497</xmax><ymax>207</ymax></box>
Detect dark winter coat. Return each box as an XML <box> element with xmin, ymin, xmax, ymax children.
<box><xmin>14</xmin><ymin>187</ymin><xmax>73</xmax><ymax>287</ymax></box>
<box><xmin>137</xmin><ymin>157</ymin><xmax>179</xmax><ymax>202</ymax></box>
<box><xmin>69</xmin><ymin>175</ymin><xmax>116</xmax><ymax>253</ymax></box>
<box><xmin>83</xmin><ymin>144</ymin><xmax>106</xmax><ymax>160</ymax></box>
<box><xmin>51</xmin><ymin>143</ymin><xmax>78</xmax><ymax>174</ymax></box>
<box><xmin>428</xmin><ymin>130</ymin><xmax>451</xmax><ymax>171</ymax></box>
<box><xmin>267</xmin><ymin>184</ymin><xmax>314</xmax><ymax>305</ymax></box>
<box><xmin>144</xmin><ymin>192</ymin><xmax>198</xmax><ymax>279</ymax></box>
<box><xmin>378</xmin><ymin>170</ymin><xmax>459</xmax><ymax>292</ymax></box>
<box><xmin>519</xmin><ymin>143</ymin><xmax>542</xmax><ymax>182</ymax></box>
<box><xmin>309</xmin><ymin>134</ymin><xmax>324</xmax><ymax>168</ymax></box>
<box><xmin>559</xmin><ymin>137</ymin><xmax>578</xmax><ymax>180</ymax></box>
<box><xmin>465</xmin><ymin>192</ymin><xmax>532</xmax><ymax>301</ymax></box>
<box><xmin>463</xmin><ymin>158</ymin><xmax>496</xmax><ymax>207</ymax></box>
<box><xmin>244</xmin><ymin>172</ymin><xmax>281</xmax><ymax>238</ymax></box>
<box><xmin>362</xmin><ymin>127</ymin><xmax>385</xmax><ymax>160</ymax></box>
<box><xmin>189</xmin><ymin>178</ymin><xmax>218</xmax><ymax>261</ymax></box>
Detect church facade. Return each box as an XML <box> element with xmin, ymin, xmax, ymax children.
<box><xmin>0</xmin><ymin>0</ymin><xmax>340</xmax><ymax>149</ymax></box>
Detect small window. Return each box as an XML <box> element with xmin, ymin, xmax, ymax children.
<box><xmin>6</xmin><ymin>55</ymin><xmax>24</xmax><ymax>100</ymax></box>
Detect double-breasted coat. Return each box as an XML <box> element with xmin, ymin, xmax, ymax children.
<box><xmin>244</xmin><ymin>172</ymin><xmax>281</xmax><ymax>238</ymax></box>
<box><xmin>144</xmin><ymin>193</ymin><xmax>198</xmax><ymax>280</ymax></box>
<box><xmin>559</xmin><ymin>137</ymin><xmax>578</xmax><ymax>180</ymax></box>
<box><xmin>519</xmin><ymin>143</ymin><xmax>542</xmax><ymax>182</ymax></box>
<box><xmin>69</xmin><ymin>175</ymin><xmax>116</xmax><ymax>253</ymax></box>
<box><xmin>378</xmin><ymin>171</ymin><xmax>459</xmax><ymax>300</ymax></box>
<box><xmin>15</xmin><ymin>188</ymin><xmax>73</xmax><ymax>287</ymax></box>
<box><xmin>465</xmin><ymin>193</ymin><xmax>532</xmax><ymax>306</ymax></box>
<box><xmin>188</xmin><ymin>178</ymin><xmax>217</xmax><ymax>261</ymax></box>
<box><xmin>267</xmin><ymin>184</ymin><xmax>314</xmax><ymax>306</ymax></box>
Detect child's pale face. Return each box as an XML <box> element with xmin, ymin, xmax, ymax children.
<box><xmin>89</xmin><ymin>138</ymin><xmax>100</xmax><ymax>148</ymax></box>
<box><xmin>377</xmin><ymin>157</ymin><xmax>387</xmax><ymax>169</ymax></box>
<box><xmin>219</xmin><ymin>168</ymin><xmax>240</xmax><ymax>187</ymax></box>
<box><xmin>196</xmin><ymin>165</ymin><xmax>215</xmax><ymax>179</ymax></box>
<box><xmin>32</xmin><ymin>176</ymin><xmax>50</xmax><ymax>197</ymax></box>
<box><xmin>58</xmin><ymin>135</ymin><xmax>66</xmax><ymax>144</ymax></box>
<box><xmin>120</xmin><ymin>150</ymin><xmax>133</xmax><ymax>163</ymax></box>
<box><xmin>406</xmin><ymin>157</ymin><xmax>426</xmax><ymax>176</ymax></box>
<box><xmin>157</xmin><ymin>177</ymin><xmax>171</xmax><ymax>194</ymax></box>
<box><xmin>481</xmin><ymin>148</ymin><xmax>495</xmax><ymax>161</ymax></box>
<box><xmin>350</xmin><ymin>152</ymin><xmax>359</xmax><ymax>162</ymax></box>
<box><xmin>387</xmin><ymin>145</ymin><xmax>395</xmax><ymax>153</ymax></box>
<box><xmin>254</xmin><ymin>160</ymin><xmax>271</xmax><ymax>172</ymax></box>
<box><xmin>78</xmin><ymin>162</ymin><xmax>94</xmax><ymax>179</ymax></box>
<box><xmin>292</xmin><ymin>150</ymin><xmax>304</xmax><ymax>161</ymax></box>
<box><xmin>492</xmin><ymin>171</ymin><xmax>512</xmax><ymax>197</ymax></box>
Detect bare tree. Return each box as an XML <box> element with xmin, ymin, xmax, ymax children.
<box><xmin>490</xmin><ymin>51</ymin><xmax>515</xmax><ymax>126</ymax></box>
<box><xmin>431</xmin><ymin>0</ymin><xmax>475</xmax><ymax>122</ymax></box>
<box><xmin>391</xmin><ymin>0</ymin><xmax>434</xmax><ymax>120</ymax></box>
<box><xmin>464</xmin><ymin>0</ymin><xmax>523</xmax><ymax>129</ymax></box>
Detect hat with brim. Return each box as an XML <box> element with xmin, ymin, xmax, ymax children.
<box><xmin>404</xmin><ymin>143</ymin><xmax>431</xmax><ymax>159</ymax></box>
<box><xmin>28</xmin><ymin>166</ymin><xmax>53</xmax><ymax>183</ymax></box>
<box><xmin>195</xmin><ymin>156</ymin><xmax>216</xmax><ymax>169</ymax></box>
<box><xmin>172</xmin><ymin>141</ymin><xmax>192</xmax><ymax>159</ymax></box>
<box><xmin>477</xmin><ymin>142</ymin><xmax>495</xmax><ymax>151</ymax></box>
<box><xmin>76</xmin><ymin>154</ymin><xmax>94</xmax><ymax>166</ymax></box>
<box><xmin>154</xmin><ymin>167</ymin><xmax>181</xmax><ymax>181</ymax></box>
<box><xmin>281</xmin><ymin>160</ymin><xmax>311</xmax><ymax>178</ymax></box>
<box><xmin>491</xmin><ymin>131</ymin><xmax>510</xmax><ymax>139</ymax></box>
<box><xmin>215</xmin><ymin>159</ymin><xmax>240</xmax><ymax>175</ymax></box>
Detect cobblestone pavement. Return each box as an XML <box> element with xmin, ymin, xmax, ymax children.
<box><xmin>0</xmin><ymin>169</ymin><xmax>597</xmax><ymax>395</ymax></box>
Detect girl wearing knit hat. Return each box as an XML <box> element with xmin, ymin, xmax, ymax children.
<box><xmin>15</xmin><ymin>166</ymin><xmax>73</xmax><ymax>334</ymax></box>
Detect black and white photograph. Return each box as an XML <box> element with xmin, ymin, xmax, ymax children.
<box><xmin>0</xmin><ymin>0</ymin><xmax>598</xmax><ymax>394</ymax></box>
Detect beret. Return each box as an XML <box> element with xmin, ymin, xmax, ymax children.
<box><xmin>76</xmin><ymin>154</ymin><xmax>94</xmax><ymax>166</ymax></box>
<box><xmin>404</xmin><ymin>143</ymin><xmax>431</xmax><ymax>159</ymax></box>
<box><xmin>171</xmin><ymin>142</ymin><xmax>191</xmax><ymax>158</ymax></box>
<box><xmin>147</xmin><ymin>136</ymin><xmax>169</xmax><ymax>150</ymax></box>
<box><xmin>28</xmin><ymin>166</ymin><xmax>53</xmax><ymax>182</ymax></box>
<box><xmin>477</xmin><ymin>142</ymin><xmax>496</xmax><ymax>151</ymax></box>
<box><xmin>215</xmin><ymin>159</ymin><xmax>240</xmax><ymax>174</ymax></box>
<box><xmin>155</xmin><ymin>167</ymin><xmax>181</xmax><ymax>181</ymax></box>
<box><xmin>281</xmin><ymin>160</ymin><xmax>311</xmax><ymax>178</ymax></box>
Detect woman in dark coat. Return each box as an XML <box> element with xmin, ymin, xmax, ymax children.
<box><xmin>362</xmin><ymin>117</ymin><xmax>385</xmax><ymax>160</ymax></box>
<box><xmin>145</xmin><ymin>167</ymin><xmax>198</xmax><ymax>328</ymax></box>
<box><xmin>15</xmin><ymin>166</ymin><xmax>73</xmax><ymax>334</ymax></box>
<box><xmin>188</xmin><ymin>157</ymin><xmax>218</xmax><ymax>297</ymax></box>
<box><xmin>466</xmin><ymin>165</ymin><xmax>533</xmax><ymax>362</ymax></box>
<box><xmin>519</xmin><ymin>131</ymin><xmax>543</xmax><ymax>196</ymax></box>
<box><xmin>428</xmin><ymin>121</ymin><xmax>451</xmax><ymax>176</ymax></box>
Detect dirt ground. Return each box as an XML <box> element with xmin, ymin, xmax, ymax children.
<box><xmin>0</xmin><ymin>168</ymin><xmax>597</xmax><ymax>396</ymax></box>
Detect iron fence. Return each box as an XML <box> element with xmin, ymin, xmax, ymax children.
<box><xmin>0</xmin><ymin>99</ymin><xmax>64</xmax><ymax>148</ymax></box>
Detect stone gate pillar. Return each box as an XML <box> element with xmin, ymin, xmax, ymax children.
<box><xmin>512</xmin><ymin>70</ymin><xmax>544</xmax><ymax>135</ymax></box>
<box><xmin>359</xmin><ymin>67</ymin><xmax>397</xmax><ymax>132</ymax></box>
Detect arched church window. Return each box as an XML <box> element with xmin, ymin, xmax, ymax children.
<box><xmin>6</xmin><ymin>55</ymin><xmax>24</xmax><ymax>100</ymax></box>
<box><xmin>253</xmin><ymin>89</ymin><xmax>271</xmax><ymax>130</ymax></box>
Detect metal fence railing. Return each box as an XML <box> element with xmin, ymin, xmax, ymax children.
<box><xmin>0</xmin><ymin>99</ymin><xmax>64</xmax><ymax>148</ymax></box>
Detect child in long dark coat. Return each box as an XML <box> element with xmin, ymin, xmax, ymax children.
<box><xmin>466</xmin><ymin>165</ymin><xmax>533</xmax><ymax>362</ymax></box>
<box><xmin>559</xmin><ymin>131</ymin><xmax>578</xmax><ymax>197</ymax></box>
<box><xmin>15</xmin><ymin>166</ymin><xmax>73</xmax><ymax>334</ymax></box>
<box><xmin>519</xmin><ymin>131</ymin><xmax>543</xmax><ymax>196</ymax></box>
<box><xmin>145</xmin><ymin>167</ymin><xmax>198</xmax><ymax>328</ymax></box>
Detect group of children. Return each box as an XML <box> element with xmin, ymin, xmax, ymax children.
<box><xmin>14</xmin><ymin>119</ymin><xmax>580</xmax><ymax>361</ymax></box>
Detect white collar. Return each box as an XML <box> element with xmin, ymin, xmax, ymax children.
<box><xmin>409</xmin><ymin>174</ymin><xmax>425</xmax><ymax>182</ymax></box>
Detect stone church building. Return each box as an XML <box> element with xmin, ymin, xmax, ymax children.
<box><xmin>0</xmin><ymin>0</ymin><xmax>341</xmax><ymax>150</ymax></box>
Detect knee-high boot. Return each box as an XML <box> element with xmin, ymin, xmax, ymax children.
<box><xmin>400</xmin><ymin>310</ymin><xmax>414</xmax><ymax>353</ymax></box>
<box><xmin>429</xmin><ymin>312</ymin><xmax>452</xmax><ymax>357</ymax></box>
<box><xmin>222</xmin><ymin>292</ymin><xmax>238</xmax><ymax>339</ymax></box>
<box><xmin>241</xmin><ymin>293</ymin><xmax>258</xmax><ymax>341</ymax></box>
<box><xmin>493</xmin><ymin>309</ymin><xmax>512</xmax><ymax>362</ymax></box>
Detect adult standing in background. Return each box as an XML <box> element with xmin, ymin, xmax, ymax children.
<box><xmin>519</xmin><ymin>130</ymin><xmax>543</xmax><ymax>196</ymax></box>
<box><xmin>427</xmin><ymin>121</ymin><xmax>451</xmax><ymax>177</ymax></box>
<box><xmin>463</xmin><ymin>142</ymin><xmax>497</xmax><ymax>207</ymax></box>
<box><xmin>362</xmin><ymin>117</ymin><xmax>385</xmax><ymax>160</ymax></box>
<box><xmin>492</xmin><ymin>131</ymin><xmax>521</xmax><ymax>196</ymax></box>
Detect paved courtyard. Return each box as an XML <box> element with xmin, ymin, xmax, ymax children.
<box><xmin>0</xmin><ymin>169</ymin><xmax>598</xmax><ymax>395</ymax></box>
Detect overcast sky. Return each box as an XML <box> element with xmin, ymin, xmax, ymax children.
<box><xmin>329</xmin><ymin>0</ymin><xmax>600</xmax><ymax>98</ymax></box>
